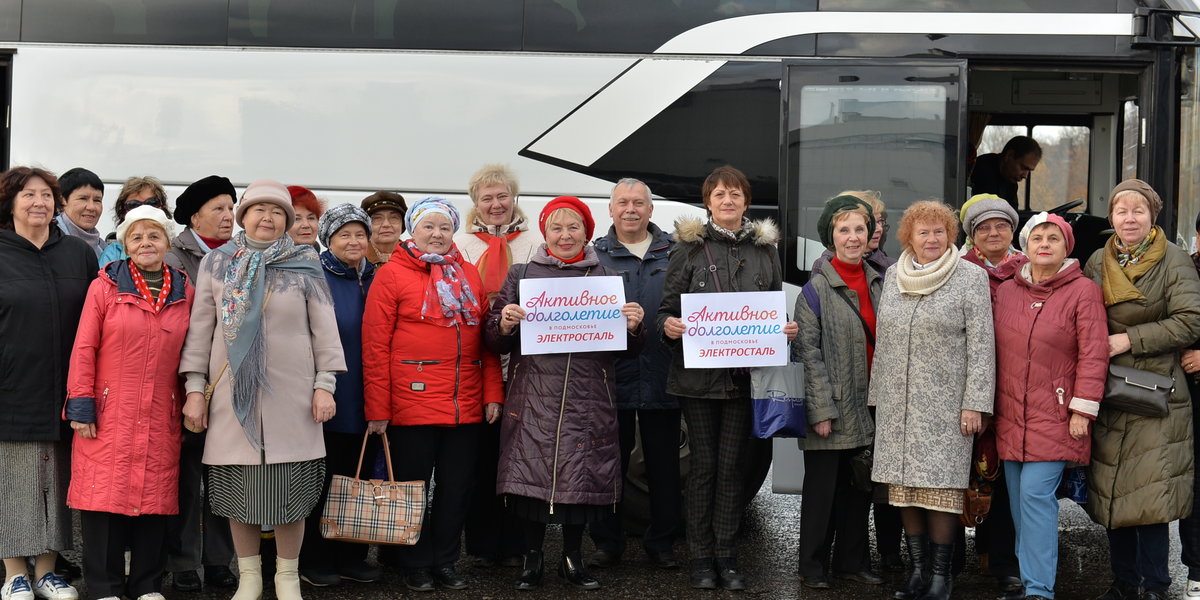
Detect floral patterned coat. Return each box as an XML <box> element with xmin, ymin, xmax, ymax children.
<box><xmin>868</xmin><ymin>261</ymin><xmax>996</xmax><ymax>489</ymax></box>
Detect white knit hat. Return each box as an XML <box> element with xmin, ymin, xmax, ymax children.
<box><xmin>116</xmin><ymin>204</ymin><xmax>176</xmax><ymax>246</ymax></box>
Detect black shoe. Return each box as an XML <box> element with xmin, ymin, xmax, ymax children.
<box><xmin>800</xmin><ymin>574</ymin><xmax>831</xmax><ymax>589</ymax></box>
<box><xmin>586</xmin><ymin>548</ymin><xmax>620</xmax><ymax>569</ymax></box>
<box><xmin>515</xmin><ymin>551</ymin><xmax>544</xmax><ymax>591</ymax></box>
<box><xmin>338</xmin><ymin>561</ymin><xmax>382</xmax><ymax>583</ymax></box>
<box><xmin>1027</xmin><ymin>596</ymin><xmax>1050</xmax><ymax>600</ymax></box>
<box><xmin>1095</xmin><ymin>580</ymin><xmax>1140</xmax><ymax>600</ymax></box>
<box><xmin>881</xmin><ymin>553</ymin><xmax>906</xmax><ymax>573</ymax></box>
<box><xmin>644</xmin><ymin>548</ymin><xmax>680</xmax><ymax>570</ymax></box>
<box><xmin>172</xmin><ymin>570</ymin><xmax>202</xmax><ymax>592</ymax></box>
<box><xmin>204</xmin><ymin>564</ymin><xmax>237</xmax><ymax>588</ymax></box>
<box><xmin>559</xmin><ymin>554</ymin><xmax>601</xmax><ymax>590</ymax></box>
<box><xmin>835</xmin><ymin>570</ymin><xmax>884</xmax><ymax>585</ymax></box>
<box><xmin>498</xmin><ymin>555</ymin><xmax>524</xmax><ymax>568</ymax></box>
<box><xmin>299</xmin><ymin>567</ymin><xmax>341</xmax><ymax>587</ymax></box>
<box><xmin>997</xmin><ymin>575</ymin><xmax>1024</xmax><ymax>593</ymax></box>
<box><xmin>715</xmin><ymin>557</ymin><xmax>746</xmax><ymax>591</ymax></box>
<box><xmin>469</xmin><ymin>555</ymin><xmax>496</xmax><ymax>569</ymax></box>
<box><xmin>1140</xmin><ymin>592</ymin><xmax>1167</xmax><ymax>600</ymax></box>
<box><xmin>922</xmin><ymin>542</ymin><xmax>953</xmax><ymax>600</ymax></box>
<box><xmin>1001</xmin><ymin>587</ymin><xmax>1027</xmax><ymax>600</ymax></box>
<box><xmin>893</xmin><ymin>534</ymin><xmax>931</xmax><ymax>600</ymax></box>
<box><xmin>404</xmin><ymin>569</ymin><xmax>436</xmax><ymax>593</ymax></box>
<box><xmin>432</xmin><ymin>566</ymin><xmax>468</xmax><ymax>590</ymax></box>
<box><xmin>689</xmin><ymin>558</ymin><xmax>717</xmax><ymax>590</ymax></box>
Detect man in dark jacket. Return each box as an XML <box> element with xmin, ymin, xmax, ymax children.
<box><xmin>587</xmin><ymin>178</ymin><xmax>681</xmax><ymax>570</ymax></box>
<box><xmin>970</xmin><ymin>135</ymin><xmax>1042</xmax><ymax>210</ymax></box>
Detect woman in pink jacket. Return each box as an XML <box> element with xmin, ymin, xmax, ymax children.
<box><xmin>65</xmin><ymin>206</ymin><xmax>194</xmax><ymax>600</ymax></box>
<box><xmin>992</xmin><ymin>213</ymin><xmax>1108</xmax><ymax>600</ymax></box>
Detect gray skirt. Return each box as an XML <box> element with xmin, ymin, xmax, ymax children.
<box><xmin>208</xmin><ymin>459</ymin><xmax>325</xmax><ymax>525</ymax></box>
<box><xmin>0</xmin><ymin>440</ymin><xmax>72</xmax><ymax>558</ymax></box>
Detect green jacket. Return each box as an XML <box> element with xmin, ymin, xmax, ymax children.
<box><xmin>1083</xmin><ymin>241</ymin><xmax>1200</xmax><ymax>528</ymax></box>
<box><xmin>656</xmin><ymin>217</ymin><xmax>782</xmax><ymax>399</ymax></box>
<box><xmin>792</xmin><ymin>257</ymin><xmax>881</xmax><ymax>450</ymax></box>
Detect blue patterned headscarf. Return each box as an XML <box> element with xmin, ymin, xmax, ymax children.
<box><xmin>405</xmin><ymin>196</ymin><xmax>461</xmax><ymax>233</ymax></box>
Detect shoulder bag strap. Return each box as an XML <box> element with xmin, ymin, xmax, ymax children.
<box><xmin>831</xmin><ymin>287</ymin><xmax>875</xmax><ymax>347</ymax></box>
<box><xmin>701</xmin><ymin>241</ymin><xmax>723</xmax><ymax>293</ymax></box>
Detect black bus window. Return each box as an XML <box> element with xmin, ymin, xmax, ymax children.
<box><xmin>21</xmin><ymin>0</ymin><xmax>226</xmax><ymax>45</ymax></box>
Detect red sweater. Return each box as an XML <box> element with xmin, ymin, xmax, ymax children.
<box><xmin>830</xmin><ymin>255</ymin><xmax>876</xmax><ymax>367</ymax></box>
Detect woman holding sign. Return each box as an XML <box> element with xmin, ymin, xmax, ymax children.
<box><xmin>486</xmin><ymin>195</ymin><xmax>646</xmax><ymax>592</ymax></box>
<box><xmin>658</xmin><ymin>165</ymin><xmax>799</xmax><ymax>591</ymax></box>
<box><xmin>362</xmin><ymin>197</ymin><xmax>504</xmax><ymax>592</ymax></box>
<box><xmin>792</xmin><ymin>196</ymin><xmax>884</xmax><ymax>590</ymax></box>
<box><xmin>868</xmin><ymin>200</ymin><xmax>994</xmax><ymax>600</ymax></box>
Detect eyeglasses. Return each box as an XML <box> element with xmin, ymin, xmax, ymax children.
<box><xmin>975</xmin><ymin>222</ymin><xmax>1012</xmax><ymax>234</ymax></box>
<box><xmin>125</xmin><ymin>197</ymin><xmax>164</xmax><ymax>210</ymax></box>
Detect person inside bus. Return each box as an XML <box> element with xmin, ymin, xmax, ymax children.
<box><xmin>98</xmin><ymin>176</ymin><xmax>174</xmax><ymax>266</ymax></box>
<box><xmin>361</xmin><ymin>191</ymin><xmax>407</xmax><ymax>266</ymax></box>
<box><xmin>54</xmin><ymin>167</ymin><xmax>107</xmax><ymax>262</ymax></box>
<box><xmin>969</xmin><ymin>136</ymin><xmax>1042</xmax><ymax>210</ymax></box>
<box><xmin>162</xmin><ymin>174</ymin><xmax>239</xmax><ymax>593</ymax></box>
<box><xmin>287</xmin><ymin>185</ymin><xmax>324</xmax><ymax>250</ymax></box>
<box><xmin>587</xmin><ymin>178</ymin><xmax>681</xmax><ymax>571</ymax></box>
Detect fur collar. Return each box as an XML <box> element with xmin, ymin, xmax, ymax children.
<box><xmin>672</xmin><ymin>216</ymin><xmax>779</xmax><ymax>246</ymax></box>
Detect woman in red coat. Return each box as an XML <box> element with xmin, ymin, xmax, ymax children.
<box><xmin>992</xmin><ymin>213</ymin><xmax>1108</xmax><ymax>600</ymax></box>
<box><xmin>362</xmin><ymin>197</ymin><xmax>503</xmax><ymax>592</ymax></box>
<box><xmin>65</xmin><ymin>205</ymin><xmax>194</xmax><ymax>600</ymax></box>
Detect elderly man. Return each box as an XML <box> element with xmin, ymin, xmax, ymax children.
<box><xmin>587</xmin><ymin>178</ymin><xmax>681</xmax><ymax>570</ymax></box>
<box><xmin>970</xmin><ymin>136</ymin><xmax>1042</xmax><ymax>210</ymax></box>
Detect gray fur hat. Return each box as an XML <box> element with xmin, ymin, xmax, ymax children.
<box><xmin>318</xmin><ymin>203</ymin><xmax>372</xmax><ymax>248</ymax></box>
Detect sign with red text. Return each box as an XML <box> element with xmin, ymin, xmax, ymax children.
<box><xmin>681</xmin><ymin>291</ymin><xmax>788</xmax><ymax>368</ymax></box>
<box><xmin>519</xmin><ymin>276</ymin><xmax>627</xmax><ymax>355</ymax></box>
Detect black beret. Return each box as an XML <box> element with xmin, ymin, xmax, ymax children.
<box><xmin>174</xmin><ymin>175</ymin><xmax>236</xmax><ymax>226</ymax></box>
<box><xmin>817</xmin><ymin>195</ymin><xmax>876</xmax><ymax>249</ymax></box>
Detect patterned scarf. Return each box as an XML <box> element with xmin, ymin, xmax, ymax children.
<box><xmin>1100</xmin><ymin>226</ymin><xmax>1167</xmax><ymax>307</ymax></box>
<box><xmin>403</xmin><ymin>240</ymin><xmax>481</xmax><ymax>327</ymax></box>
<box><xmin>1115</xmin><ymin>227</ymin><xmax>1157</xmax><ymax>268</ymax></box>
<box><xmin>709</xmin><ymin>218</ymin><xmax>751</xmax><ymax>241</ymax></box>
<box><xmin>470</xmin><ymin>213</ymin><xmax>527</xmax><ymax>297</ymax></box>
<box><xmin>218</xmin><ymin>231</ymin><xmax>323</xmax><ymax>448</ymax></box>
<box><xmin>129</xmin><ymin>262</ymin><xmax>173</xmax><ymax>313</ymax></box>
<box><xmin>972</xmin><ymin>246</ymin><xmax>1019</xmax><ymax>268</ymax></box>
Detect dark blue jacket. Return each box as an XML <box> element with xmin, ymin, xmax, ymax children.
<box><xmin>594</xmin><ymin>223</ymin><xmax>676</xmax><ymax>410</ymax></box>
<box><xmin>320</xmin><ymin>250</ymin><xmax>375</xmax><ymax>434</ymax></box>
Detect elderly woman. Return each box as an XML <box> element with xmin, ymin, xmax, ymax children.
<box><xmin>65</xmin><ymin>206</ymin><xmax>194</xmax><ymax>600</ymax></box>
<box><xmin>658</xmin><ymin>165</ymin><xmax>798</xmax><ymax>591</ymax></box>
<box><xmin>361</xmin><ymin>191</ymin><xmax>407</xmax><ymax>266</ymax></box>
<box><xmin>361</xmin><ymin>197</ymin><xmax>503</xmax><ymax>592</ymax></box>
<box><xmin>794</xmin><ymin>196</ymin><xmax>884</xmax><ymax>590</ymax></box>
<box><xmin>454</xmin><ymin>164</ymin><xmax>543</xmax><ymax>568</ymax></box>
<box><xmin>163</xmin><ymin>174</ymin><xmax>239</xmax><ymax>592</ymax></box>
<box><xmin>55</xmin><ymin>167</ymin><xmax>107</xmax><ymax>261</ymax></box>
<box><xmin>0</xmin><ymin>166</ymin><xmax>95</xmax><ymax>600</ymax></box>
<box><xmin>1083</xmin><ymin>179</ymin><xmax>1200</xmax><ymax>600</ymax></box>
<box><xmin>958</xmin><ymin>193</ymin><xmax>1025</xmax><ymax>597</ymax></box>
<box><xmin>992</xmin><ymin>213</ymin><xmax>1108</xmax><ymax>600</ymax></box>
<box><xmin>98</xmin><ymin>176</ymin><xmax>173</xmax><ymax>266</ymax></box>
<box><xmin>179</xmin><ymin>180</ymin><xmax>345</xmax><ymax>600</ymax></box>
<box><xmin>287</xmin><ymin>185</ymin><xmax>323</xmax><ymax>249</ymax></box>
<box><xmin>869</xmin><ymin>200</ymin><xmax>994</xmax><ymax>600</ymax></box>
<box><xmin>297</xmin><ymin>204</ymin><xmax>382</xmax><ymax>588</ymax></box>
<box><xmin>486</xmin><ymin>196</ymin><xmax>645</xmax><ymax>592</ymax></box>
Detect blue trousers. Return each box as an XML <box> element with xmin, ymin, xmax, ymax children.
<box><xmin>1004</xmin><ymin>460</ymin><xmax>1065</xmax><ymax>599</ymax></box>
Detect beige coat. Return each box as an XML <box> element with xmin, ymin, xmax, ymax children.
<box><xmin>179</xmin><ymin>250</ymin><xmax>346</xmax><ymax>466</ymax></box>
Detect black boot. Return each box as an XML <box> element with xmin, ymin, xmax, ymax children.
<box><xmin>893</xmin><ymin>534</ymin><xmax>931</xmax><ymax>600</ymax></box>
<box><xmin>515</xmin><ymin>551</ymin><xmax>543</xmax><ymax>591</ymax></box>
<box><xmin>1094</xmin><ymin>580</ymin><xmax>1139</xmax><ymax>600</ymax></box>
<box><xmin>922</xmin><ymin>542</ymin><xmax>954</xmax><ymax>600</ymax></box>
<box><xmin>558</xmin><ymin>554</ymin><xmax>601</xmax><ymax>590</ymax></box>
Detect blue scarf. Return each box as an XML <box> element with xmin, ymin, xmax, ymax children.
<box><xmin>218</xmin><ymin>231</ymin><xmax>323</xmax><ymax>448</ymax></box>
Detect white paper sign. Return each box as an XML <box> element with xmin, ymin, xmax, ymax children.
<box><xmin>519</xmin><ymin>276</ymin><xmax>627</xmax><ymax>355</ymax></box>
<box><xmin>681</xmin><ymin>291</ymin><xmax>788</xmax><ymax>368</ymax></box>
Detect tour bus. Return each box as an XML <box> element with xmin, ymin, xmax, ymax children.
<box><xmin>8</xmin><ymin>0</ymin><xmax>1200</xmax><ymax>512</ymax></box>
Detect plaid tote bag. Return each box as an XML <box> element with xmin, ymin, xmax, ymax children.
<box><xmin>319</xmin><ymin>432</ymin><xmax>425</xmax><ymax>545</ymax></box>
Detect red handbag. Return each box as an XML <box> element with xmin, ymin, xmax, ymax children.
<box><xmin>960</xmin><ymin>429</ymin><xmax>1000</xmax><ymax>527</ymax></box>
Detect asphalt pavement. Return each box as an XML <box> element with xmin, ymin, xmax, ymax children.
<box><xmin>64</xmin><ymin>469</ymin><xmax>1192</xmax><ymax>600</ymax></box>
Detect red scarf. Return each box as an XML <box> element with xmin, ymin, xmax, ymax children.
<box><xmin>830</xmin><ymin>255</ymin><xmax>876</xmax><ymax>369</ymax></box>
<box><xmin>473</xmin><ymin>231</ymin><xmax>522</xmax><ymax>298</ymax></box>
<box><xmin>129</xmin><ymin>262</ymin><xmax>173</xmax><ymax>313</ymax></box>
<box><xmin>551</xmin><ymin>249</ymin><xmax>587</xmax><ymax>264</ymax></box>
<box><xmin>197</xmin><ymin>233</ymin><xmax>227</xmax><ymax>249</ymax></box>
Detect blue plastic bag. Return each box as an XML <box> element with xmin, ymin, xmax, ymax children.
<box><xmin>750</xmin><ymin>363</ymin><xmax>806</xmax><ymax>438</ymax></box>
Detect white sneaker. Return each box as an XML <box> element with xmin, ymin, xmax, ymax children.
<box><xmin>135</xmin><ymin>594</ymin><xmax>166</xmax><ymax>600</ymax></box>
<box><xmin>31</xmin><ymin>574</ymin><xmax>76</xmax><ymax>600</ymax></box>
<box><xmin>96</xmin><ymin>597</ymin><xmax>120</xmax><ymax>600</ymax></box>
<box><xmin>1186</xmin><ymin>579</ymin><xmax>1200</xmax><ymax>599</ymax></box>
<box><xmin>1</xmin><ymin>575</ymin><xmax>34</xmax><ymax>600</ymax></box>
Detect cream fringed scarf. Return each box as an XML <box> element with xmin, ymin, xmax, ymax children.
<box><xmin>896</xmin><ymin>246</ymin><xmax>960</xmax><ymax>296</ymax></box>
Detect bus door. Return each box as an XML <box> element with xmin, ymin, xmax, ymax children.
<box><xmin>779</xmin><ymin>59</ymin><xmax>967</xmax><ymax>284</ymax></box>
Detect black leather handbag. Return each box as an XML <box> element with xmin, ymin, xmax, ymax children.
<box><xmin>1103</xmin><ymin>364</ymin><xmax>1173</xmax><ymax>418</ymax></box>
